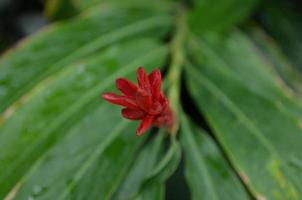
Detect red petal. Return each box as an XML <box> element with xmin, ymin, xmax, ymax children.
<box><xmin>148</xmin><ymin>69</ymin><xmax>161</xmax><ymax>100</ymax></box>
<box><xmin>137</xmin><ymin>67</ymin><xmax>151</xmax><ymax>92</ymax></box>
<box><xmin>136</xmin><ymin>115</ymin><xmax>154</xmax><ymax>136</ymax></box>
<box><xmin>102</xmin><ymin>93</ymin><xmax>139</xmax><ymax>110</ymax></box>
<box><xmin>152</xmin><ymin>116</ymin><xmax>165</xmax><ymax>127</ymax></box>
<box><xmin>152</xmin><ymin>106</ymin><xmax>174</xmax><ymax>128</ymax></box>
<box><xmin>159</xmin><ymin>93</ymin><xmax>168</xmax><ymax>107</ymax></box>
<box><xmin>136</xmin><ymin>89</ymin><xmax>152</xmax><ymax>112</ymax></box>
<box><xmin>148</xmin><ymin>69</ymin><xmax>161</xmax><ymax>85</ymax></box>
<box><xmin>116</xmin><ymin>78</ymin><xmax>138</xmax><ymax>97</ymax></box>
<box><xmin>148</xmin><ymin>101</ymin><xmax>162</xmax><ymax>115</ymax></box>
<box><xmin>122</xmin><ymin>108</ymin><xmax>145</xmax><ymax>120</ymax></box>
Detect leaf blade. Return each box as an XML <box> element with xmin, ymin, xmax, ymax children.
<box><xmin>0</xmin><ymin>5</ymin><xmax>171</xmax><ymax>113</ymax></box>
<box><xmin>186</xmin><ymin>62</ymin><xmax>302</xmax><ymax>200</ymax></box>
<box><xmin>0</xmin><ymin>38</ymin><xmax>168</xmax><ymax>198</ymax></box>
<box><xmin>180</xmin><ymin>114</ymin><xmax>250</xmax><ymax>200</ymax></box>
<box><xmin>189</xmin><ymin>0</ymin><xmax>259</xmax><ymax>33</ymax></box>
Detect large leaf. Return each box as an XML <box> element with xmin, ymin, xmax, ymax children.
<box><xmin>141</xmin><ymin>137</ymin><xmax>180</xmax><ymax>183</ymax></box>
<box><xmin>113</xmin><ymin>133</ymin><xmax>164</xmax><ymax>200</ymax></box>
<box><xmin>189</xmin><ymin>31</ymin><xmax>302</xmax><ymax>118</ymax></box>
<box><xmin>246</xmin><ymin>26</ymin><xmax>302</xmax><ymax>95</ymax></box>
<box><xmin>113</xmin><ymin>132</ymin><xmax>169</xmax><ymax>200</ymax></box>
<box><xmin>14</xmin><ymin>109</ymin><xmax>141</xmax><ymax>200</ymax></box>
<box><xmin>71</xmin><ymin>0</ymin><xmax>173</xmax><ymax>12</ymax></box>
<box><xmin>189</xmin><ymin>0</ymin><xmax>259</xmax><ymax>33</ymax></box>
<box><xmin>134</xmin><ymin>139</ymin><xmax>180</xmax><ymax>200</ymax></box>
<box><xmin>0</xmin><ymin>38</ymin><xmax>168</xmax><ymax>198</ymax></box>
<box><xmin>180</xmin><ymin>114</ymin><xmax>250</xmax><ymax>200</ymax></box>
<box><xmin>186</xmin><ymin>60</ymin><xmax>302</xmax><ymax>199</ymax></box>
<box><xmin>134</xmin><ymin>184</ymin><xmax>164</xmax><ymax>200</ymax></box>
<box><xmin>0</xmin><ymin>5</ymin><xmax>171</xmax><ymax>113</ymax></box>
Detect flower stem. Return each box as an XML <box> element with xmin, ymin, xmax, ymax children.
<box><xmin>167</xmin><ymin>7</ymin><xmax>187</xmax><ymax>135</ymax></box>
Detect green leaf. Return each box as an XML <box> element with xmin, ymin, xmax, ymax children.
<box><xmin>246</xmin><ymin>26</ymin><xmax>302</xmax><ymax>96</ymax></box>
<box><xmin>189</xmin><ymin>0</ymin><xmax>259</xmax><ymax>33</ymax></box>
<box><xmin>136</xmin><ymin>134</ymin><xmax>181</xmax><ymax>198</ymax></box>
<box><xmin>0</xmin><ymin>38</ymin><xmax>168</xmax><ymax>198</ymax></box>
<box><xmin>180</xmin><ymin>114</ymin><xmax>250</xmax><ymax>200</ymax></box>
<box><xmin>189</xmin><ymin>31</ymin><xmax>302</xmax><ymax>118</ymax></box>
<box><xmin>113</xmin><ymin>131</ymin><xmax>173</xmax><ymax>200</ymax></box>
<box><xmin>71</xmin><ymin>0</ymin><xmax>173</xmax><ymax>12</ymax></box>
<box><xmin>142</xmin><ymin>137</ymin><xmax>181</xmax><ymax>185</ymax></box>
<box><xmin>14</xmin><ymin>110</ymin><xmax>141</xmax><ymax>199</ymax></box>
<box><xmin>186</xmin><ymin>60</ymin><xmax>302</xmax><ymax>199</ymax></box>
<box><xmin>0</xmin><ymin>5</ymin><xmax>171</xmax><ymax>113</ymax></box>
<box><xmin>134</xmin><ymin>184</ymin><xmax>165</xmax><ymax>200</ymax></box>
<box><xmin>113</xmin><ymin>133</ymin><xmax>164</xmax><ymax>200</ymax></box>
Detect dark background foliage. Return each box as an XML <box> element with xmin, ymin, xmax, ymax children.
<box><xmin>0</xmin><ymin>0</ymin><xmax>46</xmax><ymax>52</ymax></box>
<box><xmin>1</xmin><ymin>0</ymin><xmax>302</xmax><ymax>53</ymax></box>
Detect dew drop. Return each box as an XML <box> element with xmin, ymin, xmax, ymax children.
<box><xmin>32</xmin><ymin>185</ymin><xmax>42</xmax><ymax>195</ymax></box>
<box><xmin>31</xmin><ymin>185</ymin><xmax>48</xmax><ymax>197</ymax></box>
<box><xmin>28</xmin><ymin>196</ymin><xmax>34</xmax><ymax>200</ymax></box>
<box><xmin>76</xmin><ymin>64</ymin><xmax>86</xmax><ymax>74</ymax></box>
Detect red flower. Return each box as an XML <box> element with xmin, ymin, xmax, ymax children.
<box><xmin>102</xmin><ymin>67</ymin><xmax>174</xmax><ymax>136</ymax></box>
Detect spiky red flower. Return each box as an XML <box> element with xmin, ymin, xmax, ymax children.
<box><xmin>102</xmin><ymin>67</ymin><xmax>174</xmax><ymax>136</ymax></box>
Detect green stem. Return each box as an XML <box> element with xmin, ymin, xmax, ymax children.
<box><xmin>167</xmin><ymin>8</ymin><xmax>187</xmax><ymax>135</ymax></box>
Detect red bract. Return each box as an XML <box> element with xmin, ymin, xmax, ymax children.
<box><xmin>102</xmin><ymin>67</ymin><xmax>174</xmax><ymax>136</ymax></box>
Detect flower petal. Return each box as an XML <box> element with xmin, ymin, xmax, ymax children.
<box><xmin>159</xmin><ymin>93</ymin><xmax>168</xmax><ymax>107</ymax></box>
<box><xmin>122</xmin><ymin>108</ymin><xmax>145</xmax><ymax>120</ymax></box>
<box><xmin>136</xmin><ymin>89</ymin><xmax>152</xmax><ymax>112</ymax></box>
<box><xmin>116</xmin><ymin>78</ymin><xmax>138</xmax><ymax>97</ymax></box>
<box><xmin>102</xmin><ymin>92</ymin><xmax>139</xmax><ymax>110</ymax></box>
<box><xmin>148</xmin><ymin>69</ymin><xmax>161</xmax><ymax>85</ymax></box>
<box><xmin>148</xmin><ymin>101</ymin><xmax>162</xmax><ymax>115</ymax></box>
<box><xmin>148</xmin><ymin>69</ymin><xmax>161</xmax><ymax>100</ymax></box>
<box><xmin>136</xmin><ymin>115</ymin><xmax>154</xmax><ymax>136</ymax></box>
<box><xmin>152</xmin><ymin>106</ymin><xmax>174</xmax><ymax>128</ymax></box>
<box><xmin>137</xmin><ymin>66</ymin><xmax>151</xmax><ymax>92</ymax></box>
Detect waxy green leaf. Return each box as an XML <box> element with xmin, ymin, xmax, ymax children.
<box><xmin>0</xmin><ymin>5</ymin><xmax>171</xmax><ymax>113</ymax></box>
<box><xmin>114</xmin><ymin>134</ymin><xmax>164</xmax><ymax>200</ymax></box>
<box><xmin>180</xmin><ymin>114</ymin><xmax>250</xmax><ymax>200</ymax></box>
<box><xmin>0</xmin><ymin>38</ymin><xmax>168</xmax><ymax>198</ymax></box>
<box><xmin>190</xmin><ymin>31</ymin><xmax>302</xmax><ymax>118</ymax></box>
<box><xmin>189</xmin><ymin>0</ymin><xmax>259</xmax><ymax>33</ymax></box>
<box><xmin>186</xmin><ymin>61</ymin><xmax>302</xmax><ymax>200</ymax></box>
<box><xmin>246</xmin><ymin>26</ymin><xmax>302</xmax><ymax>96</ymax></box>
<box><xmin>14</xmin><ymin>109</ymin><xmax>141</xmax><ymax>200</ymax></box>
<box><xmin>134</xmin><ymin>184</ymin><xmax>165</xmax><ymax>200</ymax></box>
<box><xmin>139</xmin><ymin>137</ymin><xmax>181</xmax><ymax>190</ymax></box>
<box><xmin>71</xmin><ymin>0</ymin><xmax>173</xmax><ymax>12</ymax></box>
